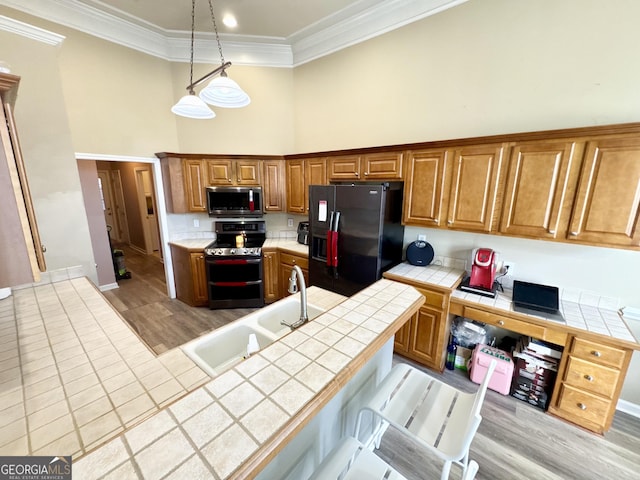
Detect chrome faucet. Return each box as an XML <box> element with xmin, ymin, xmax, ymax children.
<box><xmin>281</xmin><ymin>265</ymin><xmax>308</xmax><ymax>330</ymax></box>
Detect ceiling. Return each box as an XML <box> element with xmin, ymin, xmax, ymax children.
<box><xmin>0</xmin><ymin>0</ymin><xmax>468</xmax><ymax>66</ymax></box>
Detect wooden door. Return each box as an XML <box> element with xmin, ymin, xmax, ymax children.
<box><xmin>183</xmin><ymin>159</ymin><xmax>207</xmax><ymax>212</ymax></box>
<box><xmin>362</xmin><ymin>152</ymin><xmax>403</xmax><ymax>179</ymax></box>
<box><xmin>205</xmin><ymin>159</ymin><xmax>233</xmax><ymax>185</ymax></box>
<box><xmin>286</xmin><ymin>160</ymin><xmax>306</xmax><ymax>214</ymax></box>
<box><xmin>409</xmin><ymin>306</ymin><xmax>441</xmax><ymax>368</ymax></box>
<box><xmin>263</xmin><ymin>250</ymin><xmax>279</xmax><ymax>303</ymax></box>
<box><xmin>394</xmin><ymin>318</ymin><xmax>412</xmax><ymax>354</ymax></box>
<box><xmin>402</xmin><ymin>149</ymin><xmax>449</xmax><ymax>227</ymax></box>
<box><xmin>500</xmin><ymin>141</ymin><xmax>577</xmax><ymax>239</ymax></box>
<box><xmin>190</xmin><ymin>251</ymin><xmax>208</xmax><ymax>306</ymax></box>
<box><xmin>262</xmin><ymin>159</ymin><xmax>285</xmax><ymax>212</ymax></box>
<box><xmin>328</xmin><ymin>155</ymin><xmax>361</xmax><ymax>180</ymax></box>
<box><xmin>97</xmin><ymin>170</ymin><xmax>119</xmax><ymax>240</ymax></box>
<box><xmin>568</xmin><ymin>136</ymin><xmax>640</xmax><ymax>247</ymax></box>
<box><xmin>236</xmin><ymin>160</ymin><xmax>261</xmax><ymax>185</ymax></box>
<box><xmin>446</xmin><ymin>144</ymin><xmax>505</xmax><ymax>232</ymax></box>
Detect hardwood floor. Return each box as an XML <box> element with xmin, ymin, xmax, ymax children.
<box><xmin>100</xmin><ymin>246</ymin><xmax>640</xmax><ymax>479</ymax></box>
<box><xmin>376</xmin><ymin>357</ymin><xmax>640</xmax><ymax>480</ymax></box>
<box><xmin>102</xmin><ymin>244</ymin><xmax>255</xmax><ymax>355</ymax></box>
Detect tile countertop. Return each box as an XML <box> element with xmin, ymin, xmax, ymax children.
<box><xmin>73</xmin><ymin>280</ymin><xmax>424</xmax><ymax>479</ymax></box>
<box><xmin>262</xmin><ymin>238</ymin><xmax>308</xmax><ymax>256</ymax></box>
<box><xmin>385</xmin><ymin>262</ymin><xmax>639</xmax><ymax>348</ymax></box>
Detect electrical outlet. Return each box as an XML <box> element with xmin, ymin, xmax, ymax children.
<box><xmin>287</xmin><ymin>218</ymin><xmax>294</xmax><ymax>227</ymax></box>
<box><xmin>193</xmin><ymin>219</ymin><xmax>199</xmax><ymax>228</ymax></box>
<box><xmin>502</xmin><ymin>261</ymin><xmax>515</xmax><ymax>276</ymax></box>
<box><xmin>418</xmin><ymin>234</ymin><xmax>426</xmax><ymax>241</ymax></box>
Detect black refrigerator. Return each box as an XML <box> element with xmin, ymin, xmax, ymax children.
<box><xmin>308</xmin><ymin>182</ymin><xmax>405</xmax><ymax>297</ymax></box>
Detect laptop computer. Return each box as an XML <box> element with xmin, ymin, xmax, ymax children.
<box><xmin>512</xmin><ymin>280</ymin><xmax>565</xmax><ymax>322</ymax></box>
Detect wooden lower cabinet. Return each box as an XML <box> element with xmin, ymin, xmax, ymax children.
<box><xmin>170</xmin><ymin>244</ymin><xmax>207</xmax><ymax>307</ymax></box>
<box><xmin>548</xmin><ymin>335</ymin><xmax>633</xmax><ymax>433</ymax></box>
<box><xmin>393</xmin><ymin>285</ymin><xmax>450</xmax><ymax>371</ymax></box>
<box><xmin>263</xmin><ymin>250</ymin><xmax>279</xmax><ymax>304</ymax></box>
<box><xmin>279</xmin><ymin>251</ymin><xmax>309</xmax><ymax>299</ymax></box>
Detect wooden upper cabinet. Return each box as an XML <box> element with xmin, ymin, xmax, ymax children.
<box><xmin>205</xmin><ymin>159</ymin><xmax>261</xmax><ymax>185</ymax></box>
<box><xmin>363</xmin><ymin>152</ymin><xmax>403</xmax><ymax>179</ymax></box>
<box><xmin>286</xmin><ymin>159</ymin><xmax>306</xmax><ymax>214</ymax></box>
<box><xmin>567</xmin><ymin>136</ymin><xmax>640</xmax><ymax>247</ymax></box>
<box><xmin>446</xmin><ymin>144</ymin><xmax>505</xmax><ymax>232</ymax></box>
<box><xmin>328</xmin><ymin>155</ymin><xmax>361</xmax><ymax>180</ymax></box>
<box><xmin>328</xmin><ymin>152</ymin><xmax>403</xmax><ymax>181</ymax></box>
<box><xmin>402</xmin><ymin>149</ymin><xmax>449</xmax><ymax>226</ymax></box>
<box><xmin>500</xmin><ymin>140</ymin><xmax>578</xmax><ymax>239</ymax></box>
<box><xmin>183</xmin><ymin>159</ymin><xmax>207</xmax><ymax>212</ymax></box>
<box><xmin>262</xmin><ymin>159</ymin><xmax>285</xmax><ymax>212</ymax></box>
<box><xmin>305</xmin><ymin>157</ymin><xmax>327</xmax><ymax>214</ymax></box>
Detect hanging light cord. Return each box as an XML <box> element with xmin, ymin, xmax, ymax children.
<box><xmin>208</xmin><ymin>0</ymin><xmax>225</xmax><ymax>66</ymax></box>
<box><xmin>187</xmin><ymin>0</ymin><xmax>196</xmax><ymax>94</ymax></box>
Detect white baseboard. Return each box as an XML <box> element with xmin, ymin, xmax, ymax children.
<box><xmin>99</xmin><ymin>282</ymin><xmax>119</xmax><ymax>292</ymax></box>
<box><xmin>617</xmin><ymin>399</ymin><xmax>640</xmax><ymax>419</ymax></box>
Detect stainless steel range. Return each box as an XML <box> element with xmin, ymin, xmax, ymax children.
<box><xmin>204</xmin><ymin>220</ymin><xmax>266</xmax><ymax>309</ymax></box>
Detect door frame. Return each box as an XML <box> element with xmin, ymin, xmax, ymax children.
<box><xmin>134</xmin><ymin>166</ymin><xmax>160</xmax><ymax>254</ymax></box>
<box><xmin>76</xmin><ymin>153</ymin><xmax>176</xmax><ymax>299</ymax></box>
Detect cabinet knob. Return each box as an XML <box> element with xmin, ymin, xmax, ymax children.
<box><xmin>584</xmin><ymin>374</ymin><xmax>594</xmax><ymax>382</ymax></box>
<box><xmin>591</xmin><ymin>350</ymin><xmax>602</xmax><ymax>357</ymax></box>
<box><xmin>41</xmin><ymin>244</ymin><xmax>47</xmax><ymax>253</ymax></box>
<box><xmin>447</xmin><ymin>220</ymin><xmax>453</xmax><ymax>225</ymax></box>
<box><xmin>548</xmin><ymin>229</ymin><xmax>556</xmax><ymax>234</ymax></box>
<box><xmin>570</xmin><ymin>231</ymin><xmax>578</xmax><ymax>236</ymax></box>
<box><xmin>498</xmin><ymin>320</ymin><xmax>505</xmax><ymax>326</ymax></box>
<box><xmin>228</xmin><ymin>178</ymin><xmax>232</xmax><ymax>182</ymax></box>
<box><xmin>355</xmin><ymin>172</ymin><xmax>359</xmax><ymax>177</ymax></box>
<box><xmin>364</xmin><ymin>172</ymin><xmax>369</xmax><ymax>176</ymax></box>
<box><xmin>577</xmin><ymin>403</ymin><xmax>587</xmax><ymax>410</ymax></box>
<box><xmin>292</xmin><ymin>259</ymin><xmax>296</xmax><ymax>264</ymax></box>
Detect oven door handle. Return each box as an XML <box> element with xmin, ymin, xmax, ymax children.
<box><xmin>208</xmin><ymin>258</ymin><xmax>261</xmax><ymax>265</ymax></box>
<box><xmin>213</xmin><ymin>280</ymin><xmax>262</xmax><ymax>287</ymax></box>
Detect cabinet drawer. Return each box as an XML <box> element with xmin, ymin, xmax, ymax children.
<box><xmin>564</xmin><ymin>356</ymin><xmax>620</xmax><ymax>398</ymax></box>
<box><xmin>464</xmin><ymin>307</ymin><xmax>546</xmax><ymax>338</ymax></box>
<box><xmin>571</xmin><ymin>338</ymin><xmax>626</xmax><ymax>369</ymax></box>
<box><xmin>556</xmin><ymin>384</ymin><xmax>612</xmax><ymax>427</ymax></box>
<box><xmin>416</xmin><ymin>288</ymin><xmax>445</xmax><ymax>310</ymax></box>
<box><xmin>279</xmin><ymin>252</ymin><xmax>309</xmax><ymax>269</ymax></box>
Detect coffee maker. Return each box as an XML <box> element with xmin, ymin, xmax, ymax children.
<box><xmin>459</xmin><ymin>248</ymin><xmax>498</xmax><ymax>297</ymax></box>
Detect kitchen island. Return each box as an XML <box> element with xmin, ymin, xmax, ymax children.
<box><xmin>72</xmin><ymin>277</ymin><xmax>424</xmax><ymax>479</ymax></box>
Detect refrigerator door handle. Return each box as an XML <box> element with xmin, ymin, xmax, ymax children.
<box><xmin>332</xmin><ymin>211</ymin><xmax>340</xmax><ymax>269</ymax></box>
<box><xmin>326</xmin><ymin>211</ymin><xmax>335</xmax><ymax>267</ymax></box>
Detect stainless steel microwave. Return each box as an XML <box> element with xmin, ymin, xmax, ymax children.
<box><xmin>206</xmin><ymin>186</ymin><xmax>263</xmax><ymax>217</ymax></box>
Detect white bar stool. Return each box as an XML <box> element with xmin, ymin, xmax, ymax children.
<box><xmin>354</xmin><ymin>360</ymin><xmax>496</xmax><ymax>480</ymax></box>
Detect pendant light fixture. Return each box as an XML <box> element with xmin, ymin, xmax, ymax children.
<box><xmin>171</xmin><ymin>0</ymin><xmax>250</xmax><ymax>119</ymax></box>
<box><xmin>171</xmin><ymin>0</ymin><xmax>215</xmax><ymax>119</ymax></box>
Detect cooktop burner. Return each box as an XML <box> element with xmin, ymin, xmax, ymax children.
<box><xmin>204</xmin><ymin>220</ymin><xmax>266</xmax><ymax>257</ymax></box>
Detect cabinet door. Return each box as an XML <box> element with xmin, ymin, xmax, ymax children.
<box><xmin>205</xmin><ymin>159</ymin><xmax>233</xmax><ymax>185</ymax></box>
<box><xmin>183</xmin><ymin>160</ymin><xmax>207</xmax><ymax>212</ymax></box>
<box><xmin>394</xmin><ymin>318</ymin><xmax>412</xmax><ymax>354</ymax></box>
<box><xmin>263</xmin><ymin>160</ymin><xmax>285</xmax><ymax>212</ymax></box>
<box><xmin>500</xmin><ymin>141</ymin><xmax>577</xmax><ymax>239</ymax></box>
<box><xmin>286</xmin><ymin>160</ymin><xmax>306</xmax><ymax>214</ymax></box>
<box><xmin>446</xmin><ymin>144</ymin><xmax>505</xmax><ymax>232</ymax></box>
<box><xmin>236</xmin><ymin>160</ymin><xmax>261</xmax><ymax>185</ymax></box>
<box><xmin>409</xmin><ymin>306</ymin><xmax>441</xmax><ymax>368</ymax></box>
<box><xmin>328</xmin><ymin>155</ymin><xmax>361</xmax><ymax>180</ymax></box>
<box><xmin>190</xmin><ymin>252</ymin><xmax>208</xmax><ymax>306</ymax></box>
<box><xmin>305</xmin><ymin>158</ymin><xmax>327</xmax><ymax>214</ymax></box>
<box><xmin>363</xmin><ymin>152</ymin><xmax>403</xmax><ymax>179</ymax></box>
<box><xmin>402</xmin><ymin>149</ymin><xmax>448</xmax><ymax>226</ymax></box>
<box><xmin>263</xmin><ymin>250</ymin><xmax>279</xmax><ymax>303</ymax></box>
<box><xmin>568</xmin><ymin>136</ymin><xmax>640</xmax><ymax>247</ymax></box>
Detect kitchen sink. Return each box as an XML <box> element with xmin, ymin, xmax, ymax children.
<box><xmin>257</xmin><ymin>296</ymin><xmax>325</xmax><ymax>336</ymax></box>
<box><xmin>182</xmin><ymin>295</ymin><xmax>326</xmax><ymax>377</ymax></box>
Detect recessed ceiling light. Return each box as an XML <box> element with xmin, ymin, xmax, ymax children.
<box><xmin>223</xmin><ymin>14</ymin><xmax>237</xmax><ymax>28</ymax></box>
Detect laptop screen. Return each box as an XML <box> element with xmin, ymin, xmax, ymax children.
<box><xmin>512</xmin><ymin>280</ymin><xmax>560</xmax><ymax>313</ymax></box>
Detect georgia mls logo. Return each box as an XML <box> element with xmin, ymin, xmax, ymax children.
<box><xmin>0</xmin><ymin>456</ymin><xmax>72</xmax><ymax>480</ymax></box>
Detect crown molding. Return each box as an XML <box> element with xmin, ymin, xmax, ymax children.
<box><xmin>0</xmin><ymin>14</ymin><xmax>65</xmax><ymax>45</ymax></box>
<box><xmin>0</xmin><ymin>0</ymin><xmax>467</xmax><ymax>67</ymax></box>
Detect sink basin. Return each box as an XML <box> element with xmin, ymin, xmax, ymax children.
<box><xmin>182</xmin><ymin>295</ymin><xmax>327</xmax><ymax>377</ymax></box>
<box><xmin>257</xmin><ymin>296</ymin><xmax>325</xmax><ymax>336</ymax></box>
<box><xmin>182</xmin><ymin>324</ymin><xmax>276</xmax><ymax>377</ymax></box>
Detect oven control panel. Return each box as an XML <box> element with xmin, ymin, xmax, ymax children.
<box><xmin>205</xmin><ymin>247</ymin><xmax>262</xmax><ymax>257</ymax></box>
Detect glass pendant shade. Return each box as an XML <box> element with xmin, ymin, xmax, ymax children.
<box><xmin>171</xmin><ymin>93</ymin><xmax>216</xmax><ymax>119</ymax></box>
<box><xmin>199</xmin><ymin>75</ymin><xmax>250</xmax><ymax>108</ymax></box>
